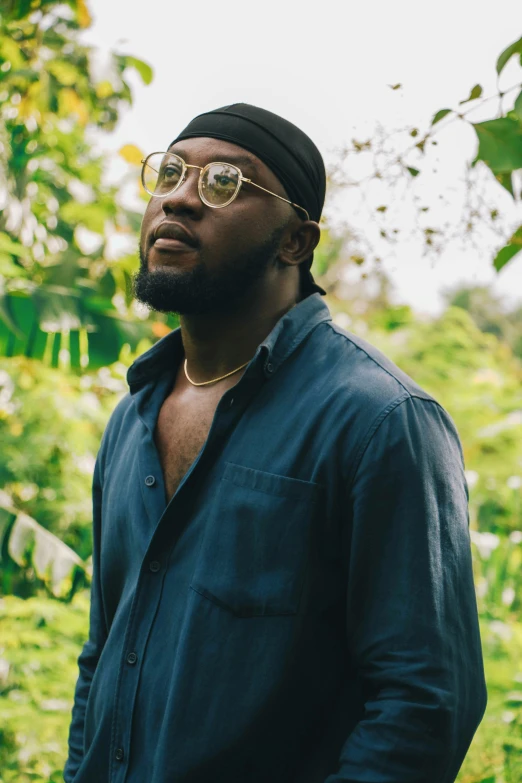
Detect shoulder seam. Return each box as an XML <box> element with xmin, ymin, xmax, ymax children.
<box><xmin>348</xmin><ymin>395</ymin><xmax>448</xmax><ymax>493</ymax></box>
<box><xmin>349</xmin><ymin>393</ymin><xmax>409</xmax><ymax>492</ymax></box>
<box><xmin>325</xmin><ymin>321</ymin><xmax>415</xmax><ymax>397</ymax></box>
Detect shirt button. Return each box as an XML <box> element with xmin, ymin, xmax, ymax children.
<box><xmin>115</xmin><ymin>747</ymin><xmax>124</xmax><ymax>762</ymax></box>
<box><xmin>149</xmin><ymin>560</ymin><xmax>161</xmax><ymax>573</ymax></box>
<box><xmin>127</xmin><ymin>651</ymin><xmax>138</xmax><ymax>665</ymax></box>
<box><xmin>229</xmin><ymin>397</ymin><xmax>234</xmax><ymax>407</ymax></box>
<box><xmin>266</xmin><ymin>362</ymin><xmax>274</xmax><ymax>373</ymax></box>
<box><xmin>145</xmin><ymin>475</ymin><xmax>156</xmax><ymax>487</ymax></box>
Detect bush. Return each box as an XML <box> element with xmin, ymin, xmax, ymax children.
<box><xmin>0</xmin><ymin>592</ymin><xmax>89</xmax><ymax>782</ymax></box>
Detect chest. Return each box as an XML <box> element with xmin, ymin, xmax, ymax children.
<box><xmin>154</xmin><ymin>391</ymin><xmax>220</xmax><ymax>503</ymax></box>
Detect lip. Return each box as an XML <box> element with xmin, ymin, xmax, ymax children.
<box><xmin>153</xmin><ymin>237</ymin><xmax>197</xmax><ymax>253</ymax></box>
<box><xmin>153</xmin><ymin>221</ymin><xmax>198</xmax><ymax>248</ymax></box>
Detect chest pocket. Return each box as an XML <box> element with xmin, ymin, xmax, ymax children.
<box><xmin>190</xmin><ymin>462</ymin><xmax>323</xmax><ymax>617</ymax></box>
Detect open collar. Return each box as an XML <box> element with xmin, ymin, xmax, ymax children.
<box><xmin>126</xmin><ymin>293</ymin><xmax>332</xmax><ymax>393</ymax></box>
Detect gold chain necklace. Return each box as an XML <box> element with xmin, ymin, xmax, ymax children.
<box><xmin>183</xmin><ymin>357</ymin><xmax>252</xmax><ymax>386</ymax></box>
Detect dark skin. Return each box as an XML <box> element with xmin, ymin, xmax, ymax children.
<box><xmin>138</xmin><ymin>136</ymin><xmax>321</xmax><ymax>500</ymax></box>
<box><xmin>139</xmin><ymin>136</ymin><xmax>321</xmax><ymax>392</ymax></box>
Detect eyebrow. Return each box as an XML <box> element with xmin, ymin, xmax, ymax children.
<box><xmin>167</xmin><ymin>148</ymin><xmax>258</xmax><ymax>174</ymax></box>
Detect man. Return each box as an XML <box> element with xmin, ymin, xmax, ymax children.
<box><xmin>64</xmin><ymin>103</ymin><xmax>487</xmax><ymax>783</ymax></box>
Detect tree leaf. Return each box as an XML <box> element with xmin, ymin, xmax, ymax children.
<box><xmin>459</xmin><ymin>84</ymin><xmax>483</xmax><ymax>105</ymax></box>
<box><xmin>85</xmin><ymin>310</ymin><xmax>152</xmax><ymax>370</ymax></box>
<box><xmin>76</xmin><ymin>0</ymin><xmax>93</xmax><ymax>28</ymax></box>
<box><xmin>0</xmin><ymin>505</ymin><xmax>16</xmax><ymax>554</ymax></box>
<box><xmin>431</xmin><ymin>109</ymin><xmax>452</xmax><ymax>126</ymax></box>
<box><xmin>495</xmin><ymin>172</ymin><xmax>513</xmax><ymax>195</ymax></box>
<box><xmin>473</xmin><ymin>117</ymin><xmax>522</xmax><ymax>174</ymax></box>
<box><xmin>496</xmin><ymin>36</ymin><xmax>522</xmax><ymax>75</ymax></box>
<box><xmin>47</xmin><ymin>59</ymin><xmax>81</xmax><ymax>87</ymax></box>
<box><xmin>123</xmin><ymin>55</ymin><xmax>154</xmax><ymax>85</ymax></box>
<box><xmin>60</xmin><ymin>201</ymin><xmax>108</xmax><ymax>233</ymax></box>
<box><xmin>493</xmin><ymin>244</ymin><xmax>522</xmax><ymax>271</ymax></box>
<box><xmin>513</xmin><ymin>90</ymin><xmax>522</xmax><ymax>121</ymax></box>
<box><xmin>33</xmin><ymin>285</ymin><xmax>84</xmax><ymax>332</ymax></box>
<box><xmin>0</xmin><ymin>232</ymin><xmax>30</xmax><ymax>259</ymax></box>
<box><xmin>0</xmin><ymin>253</ymin><xmax>23</xmax><ymax>277</ymax></box>
<box><xmin>95</xmin><ymin>80</ymin><xmax>114</xmax><ymax>99</ymax></box>
<box><xmin>4</xmin><ymin>505</ymin><xmax>87</xmax><ymax>599</ymax></box>
<box><xmin>0</xmin><ymin>289</ymin><xmax>152</xmax><ymax>370</ymax></box>
<box><xmin>58</xmin><ymin>88</ymin><xmax>89</xmax><ymax>125</ymax></box>
<box><xmin>407</xmin><ymin>167</ymin><xmax>420</xmax><ymax>177</ymax></box>
<box><xmin>493</xmin><ymin>227</ymin><xmax>522</xmax><ymax>271</ymax></box>
<box><xmin>0</xmin><ymin>289</ymin><xmax>25</xmax><ymax>337</ymax></box>
<box><xmin>119</xmin><ymin>144</ymin><xmax>144</xmax><ymax>165</ymax></box>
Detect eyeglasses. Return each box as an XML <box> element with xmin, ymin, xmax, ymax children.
<box><xmin>140</xmin><ymin>151</ymin><xmax>310</xmax><ymax>221</ymax></box>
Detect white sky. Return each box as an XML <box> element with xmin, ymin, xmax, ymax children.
<box><xmin>84</xmin><ymin>0</ymin><xmax>522</xmax><ymax>315</ymax></box>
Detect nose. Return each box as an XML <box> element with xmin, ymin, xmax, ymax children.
<box><xmin>161</xmin><ymin>167</ymin><xmax>203</xmax><ymax>218</ymax></box>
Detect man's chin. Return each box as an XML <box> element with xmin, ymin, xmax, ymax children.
<box><xmin>131</xmin><ymin>266</ymin><xmax>217</xmax><ymax>316</ymax></box>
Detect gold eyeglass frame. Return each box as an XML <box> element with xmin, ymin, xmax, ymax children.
<box><xmin>140</xmin><ymin>151</ymin><xmax>310</xmax><ymax>222</ymax></box>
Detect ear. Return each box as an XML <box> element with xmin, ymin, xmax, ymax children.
<box><xmin>278</xmin><ymin>220</ymin><xmax>321</xmax><ymax>268</ymax></box>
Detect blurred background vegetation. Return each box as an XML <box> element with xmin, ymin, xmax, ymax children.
<box><xmin>0</xmin><ymin>2</ymin><xmax>521</xmax><ymax>782</ymax></box>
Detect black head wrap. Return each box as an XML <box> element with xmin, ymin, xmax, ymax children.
<box><xmin>170</xmin><ymin>103</ymin><xmax>327</xmax><ymax>296</ymax></box>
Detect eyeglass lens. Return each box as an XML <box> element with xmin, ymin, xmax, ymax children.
<box><xmin>142</xmin><ymin>153</ymin><xmax>241</xmax><ymax>206</ymax></box>
<box><xmin>200</xmin><ymin>162</ymin><xmax>240</xmax><ymax>206</ymax></box>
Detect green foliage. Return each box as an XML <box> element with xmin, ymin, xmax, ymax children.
<box><xmin>431</xmin><ymin>108</ymin><xmax>452</xmax><ymax>125</ymax></box>
<box><xmin>493</xmin><ymin>227</ymin><xmax>522</xmax><ymax>271</ymax></box>
<box><xmin>496</xmin><ymin>36</ymin><xmax>522</xmax><ymax>75</ymax></box>
<box><xmin>460</xmin><ymin>84</ymin><xmax>484</xmax><ymax>104</ymax></box>
<box><xmin>436</xmin><ymin>35</ymin><xmax>522</xmax><ymax>268</ymax></box>
<box><xmin>0</xmin><ymin>497</ymin><xmax>88</xmax><ymax>601</ymax></box>
<box><xmin>457</xmin><ymin>617</ymin><xmax>522</xmax><ymax>783</ymax></box>
<box><xmin>367</xmin><ymin>306</ymin><xmax>522</xmax><ymax>536</ymax></box>
<box><xmin>2</xmin><ymin>592</ymin><xmax>517</xmax><ymax>783</ymax></box>
<box><xmin>0</xmin><ymin>290</ymin><xmax>520</xmax><ymax>780</ymax></box>
<box><xmin>333</xmin><ymin>35</ymin><xmax>522</xmax><ymax>275</ymax></box>
<box><xmin>472</xmin><ymin>532</ymin><xmax>522</xmax><ymax>619</ymax></box>
<box><xmin>0</xmin><ymin>6</ymin><xmax>520</xmax><ymax>781</ymax></box>
<box><xmin>310</xmin><ymin>227</ymin><xmax>344</xmax><ymax>280</ymax></box>
<box><xmin>0</xmin><ymin>0</ymin><xmax>159</xmax><ymax>370</ymax></box>
<box><xmin>0</xmin><ymin>355</ymin><xmax>125</xmax><ymax>569</ymax></box>
<box><xmin>326</xmin><ymin>291</ymin><xmax>522</xmax><ymax>780</ymax></box>
<box><xmin>473</xmin><ymin>118</ymin><xmax>522</xmax><ymax>176</ymax></box>
<box><xmin>445</xmin><ymin>284</ymin><xmax>522</xmax><ymax>360</ymax></box>
<box><xmin>0</xmin><ymin>592</ymin><xmax>90</xmax><ymax>783</ymax></box>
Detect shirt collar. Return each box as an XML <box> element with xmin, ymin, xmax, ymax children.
<box><xmin>126</xmin><ymin>293</ymin><xmax>332</xmax><ymax>392</ymax></box>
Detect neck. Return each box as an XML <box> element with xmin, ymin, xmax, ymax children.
<box><xmin>179</xmin><ymin>285</ymin><xmax>302</xmax><ymax>387</ymax></box>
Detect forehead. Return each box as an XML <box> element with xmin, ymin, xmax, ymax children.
<box><xmin>167</xmin><ymin>136</ymin><xmax>281</xmax><ymax>189</ymax></box>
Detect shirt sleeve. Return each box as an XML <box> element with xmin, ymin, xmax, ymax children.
<box><xmin>327</xmin><ymin>395</ymin><xmax>487</xmax><ymax>783</ymax></box>
<box><xmin>63</xmin><ymin>450</ymin><xmax>108</xmax><ymax>782</ymax></box>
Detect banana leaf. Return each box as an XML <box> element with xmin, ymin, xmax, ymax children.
<box><xmin>0</xmin><ymin>494</ymin><xmax>89</xmax><ymax>600</ymax></box>
<box><xmin>0</xmin><ymin>284</ymin><xmax>153</xmax><ymax>371</ymax></box>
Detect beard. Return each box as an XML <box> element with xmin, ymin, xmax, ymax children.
<box><xmin>131</xmin><ymin>223</ymin><xmax>287</xmax><ymax>316</ymax></box>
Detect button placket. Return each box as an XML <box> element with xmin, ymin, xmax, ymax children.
<box><xmin>111</xmin><ymin>556</ymin><xmax>166</xmax><ymax>781</ymax></box>
<box><xmin>111</xmin><ymin>384</ymin><xmax>246</xmax><ymax>781</ymax></box>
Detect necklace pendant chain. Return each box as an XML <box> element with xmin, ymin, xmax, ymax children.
<box><xmin>184</xmin><ymin>357</ymin><xmax>252</xmax><ymax>386</ymax></box>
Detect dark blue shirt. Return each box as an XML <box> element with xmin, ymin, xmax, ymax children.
<box><xmin>64</xmin><ymin>293</ymin><xmax>487</xmax><ymax>783</ymax></box>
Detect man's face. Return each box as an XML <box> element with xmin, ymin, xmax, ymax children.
<box><xmin>133</xmin><ymin>137</ymin><xmax>296</xmax><ymax>316</ymax></box>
